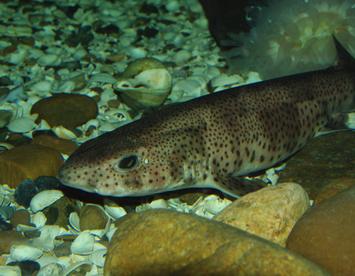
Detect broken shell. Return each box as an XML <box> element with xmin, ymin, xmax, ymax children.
<box><xmin>114</xmin><ymin>58</ymin><xmax>172</xmax><ymax>110</ymax></box>
<box><xmin>0</xmin><ymin>265</ymin><xmax>21</xmax><ymax>276</ymax></box>
<box><xmin>37</xmin><ymin>263</ymin><xmax>64</xmax><ymax>276</ymax></box>
<box><xmin>68</xmin><ymin>211</ymin><xmax>80</xmax><ymax>233</ymax></box>
<box><xmin>7</xmin><ymin>117</ymin><xmax>36</xmax><ymax>133</ymax></box>
<box><xmin>89</xmin><ymin>248</ymin><xmax>107</xmax><ymax>267</ymax></box>
<box><xmin>30</xmin><ymin>190</ymin><xmax>64</xmax><ymax>213</ymax></box>
<box><xmin>70</xmin><ymin>232</ymin><xmax>95</xmax><ymax>255</ymax></box>
<box><xmin>0</xmin><ymin>142</ymin><xmax>14</xmax><ymax>152</ymax></box>
<box><xmin>31</xmin><ymin>211</ymin><xmax>47</xmax><ymax>228</ymax></box>
<box><xmin>51</xmin><ymin>125</ymin><xmax>77</xmax><ymax>140</ymax></box>
<box><xmin>63</xmin><ymin>261</ymin><xmax>92</xmax><ymax>276</ymax></box>
<box><xmin>103</xmin><ymin>200</ymin><xmax>127</xmax><ymax>220</ymax></box>
<box><xmin>9</xmin><ymin>244</ymin><xmax>43</xmax><ymax>262</ymax></box>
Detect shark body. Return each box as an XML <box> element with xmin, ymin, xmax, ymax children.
<box><xmin>58</xmin><ymin>39</ymin><xmax>355</xmax><ymax>197</ymax></box>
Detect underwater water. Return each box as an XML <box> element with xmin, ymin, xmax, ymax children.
<box><xmin>0</xmin><ymin>0</ymin><xmax>354</xmax><ymax>275</ymax></box>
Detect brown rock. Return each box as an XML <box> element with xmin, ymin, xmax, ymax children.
<box><xmin>0</xmin><ymin>144</ymin><xmax>63</xmax><ymax>188</ymax></box>
<box><xmin>10</xmin><ymin>209</ymin><xmax>31</xmax><ymax>227</ymax></box>
<box><xmin>287</xmin><ymin>185</ymin><xmax>355</xmax><ymax>276</ymax></box>
<box><xmin>42</xmin><ymin>196</ymin><xmax>77</xmax><ymax>228</ymax></box>
<box><xmin>104</xmin><ymin>209</ymin><xmax>327</xmax><ymax>276</ymax></box>
<box><xmin>314</xmin><ymin>177</ymin><xmax>355</xmax><ymax>205</ymax></box>
<box><xmin>279</xmin><ymin>132</ymin><xmax>355</xmax><ymax>199</ymax></box>
<box><xmin>80</xmin><ymin>204</ymin><xmax>108</xmax><ymax>231</ymax></box>
<box><xmin>214</xmin><ymin>183</ymin><xmax>309</xmax><ymax>246</ymax></box>
<box><xmin>0</xmin><ymin>231</ymin><xmax>25</xmax><ymax>254</ymax></box>
<box><xmin>31</xmin><ymin>93</ymin><xmax>98</xmax><ymax>129</ymax></box>
<box><xmin>32</xmin><ymin>134</ymin><xmax>78</xmax><ymax>155</ymax></box>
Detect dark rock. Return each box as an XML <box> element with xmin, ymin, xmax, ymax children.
<box><xmin>8</xmin><ymin>260</ymin><xmax>40</xmax><ymax>276</ymax></box>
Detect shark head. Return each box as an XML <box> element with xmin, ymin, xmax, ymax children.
<box><xmin>58</xmin><ymin>116</ymin><xmax>208</xmax><ymax>197</ymax></box>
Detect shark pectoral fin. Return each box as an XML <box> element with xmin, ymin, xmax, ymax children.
<box><xmin>316</xmin><ymin>113</ymin><xmax>355</xmax><ymax>137</ymax></box>
<box><xmin>214</xmin><ymin>175</ymin><xmax>268</xmax><ymax>198</ymax></box>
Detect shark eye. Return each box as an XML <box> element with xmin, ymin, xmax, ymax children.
<box><xmin>117</xmin><ymin>155</ymin><xmax>139</xmax><ymax>171</ymax></box>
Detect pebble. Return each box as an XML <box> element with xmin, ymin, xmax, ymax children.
<box><xmin>214</xmin><ymin>183</ymin><xmax>310</xmax><ymax>246</ymax></box>
<box><xmin>30</xmin><ymin>93</ymin><xmax>98</xmax><ymax>130</ymax></box>
<box><xmin>80</xmin><ymin>205</ymin><xmax>108</xmax><ymax>231</ymax></box>
<box><xmin>287</xmin><ymin>185</ymin><xmax>355</xmax><ymax>276</ymax></box>
<box><xmin>104</xmin><ymin>209</ymin><xmax>327</xmax><ymax>275</ymax></box>
<box><xmin>0</xmin><ymin>144</ymin><xmax>63</xmax><ymax>188</ymax></box>
<box><xmin>10</xmin><ymin>209</ymin><xmax>31</xmax><ymax>227</ymax></box>
<box><xmin>31</xmin><ymin>133</ymin><xmax>78</xmax><ymax>155</ymax></box>
<box><xmin>0</xmin><ymin>231</ymin><xmax>25</xmax><ymax>254</ymax></box>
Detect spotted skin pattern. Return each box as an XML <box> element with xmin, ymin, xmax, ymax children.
<box><xmin>59</xmin><ymin>45</ymin><xmax>355</xmax><ymax>197</ymax></box>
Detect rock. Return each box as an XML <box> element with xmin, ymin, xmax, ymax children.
<box><xmin>30</xmin><ymin>93</ymin><xmax>98</xmax><ymax>130</ymax></box>
<box><xmin>0</xmin><ymin>231</ymin><xmax>25</xmax><ymax>254</ymax></box>
<box><xmin>279</xmin><ymin>132</ymin><xmax>355</xmax><ymax>199</ymax></box>
<box><xmin>14</xmin><ymin>177</ymin><xmax>61</xmax><ymax>208</ymax></box>
<box><xmin>104</xmin><ymin>209</ymin><xmax>327</xmax><ymax>275</ymax></box>
<box><xmin>42</xmin><ymin>196</ymin><xmax>77</xmax><ymax>228</ymax></box>
<box><xmin>80</xmin><ymin>205</ymin><xmax>108</xmax><ymax>231</ymax></box>
<box><xmin>214</xmin><ymin>183</ymin><xmax>310</xmax><ymax>246</ymax></box>
<box><xmin>314</xmin><ymin>177</ymin><xmax>354</xmax><ymax>205</ymax></box>
<box><xmin>10</xmin><ymin>209</ymin><xmax>31</xmax><ymax>227</ymax></box>
<box><xmin>7</xmin><ymin>260</ymin><xmax>40</xmax><ymax>276</ymax></box>
<box><xmin>287</xmin><ymin>185</ymin><xmax>355</xmax><ymax>276</ymax></box>
<box><xmin>0</xmin><ymin>144</ymin><xmax>64</xmax><ymax>188</ymax></box>
<box><xmin>31</xmin><ymin>134</ymin><xmax>78</xmax><ymax>155</ymax></box>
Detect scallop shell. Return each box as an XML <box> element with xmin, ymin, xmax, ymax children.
<box><xmin>7</xmin><ymin>117</ymin><xmax>36</xmax><ymax>133</ymax></box>
<box><xmin>30</xmin><ymin>190</ymin><xmax>64</xmax><ymax>213</ymax></box>
<box><xmin>103</xmin><ymin>200</ymin><xmax>127</xmax><ymax>220</ymax></box>
<box><xmin>114</xmin><ymin>58</ymin><xmax>172</xmax><ymax>110</ymax></box>
<box><xmin>9</xmin><ymin>244</ymin><xmax>43</xmax><ymax>262</ymax></box>
<box><xmin>70</xmin><ymin>232</ymin><xmax>95</xmax><ymax>255</ymax></box>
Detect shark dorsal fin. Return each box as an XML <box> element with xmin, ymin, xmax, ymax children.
<box><xmin>333</xmin><ymin>35</ymin><xmax>355</xmax><ymax>69</ymax></box>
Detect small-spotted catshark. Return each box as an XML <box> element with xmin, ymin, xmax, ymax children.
<box><xmin>59</xmin><ymin>38</ymin><xmax>355</xmax><ymax>197</ymax></box>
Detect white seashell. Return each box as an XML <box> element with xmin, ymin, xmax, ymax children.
<box><xmin>173</xmin><ymin>50</ymin><xmax>191</xmax><ymax>65</ymax></box>
<box><xmin>7</xmin><ymin>117</ymin><xmax>36</xmax><ymax>133</ymax></box>
<box><xmin>52</xmin><ymin>126</ymin><xmax>77</xmax><ymax>140</ymax></box>
<box><xmin>37</xmin><ymin>263</ymin><xmax>64</xmax><ymax>276</ymax></box>
<box><xmin>30</xmin><ymin>190</ymin><xmax>64</xmax><ymax>213</ymax></box>
<box><xmin>0</xmin><ymin>265</ymin><xmax>21</xmax><ymax>276</ymax></box>
<box><xmin>16</xmin><ymin>224</ymin><xmax>37</xmax><ymax>232</ymax></box>
<box><xmin>0</xmin><ymin>142</ymin><xmax>14</xmax><ymax>152</ymax></box>
<box><xmin>31</xmin><ymin>212</ymin><xmax>47</xmax><ymax>228</ymax></box>
<box><xmin>89</xmin><ymin>249</ymin><xmax>107</xmax><ymax>267</ymax></box>
<box><xmin>63</xmin><ymin>261</ymin><xmax>92</xmax><ymax>276</ymax></box>
<box><xmin>104</xmin><ymin>203</ymin><xmax>127</xmax><ymax>220</ymax></box>
<box><xmin>148</xmin><ymin>199</ymin><xmax>169</xmax><ymax>209</ymax></box>
<box><xmin>30</xmin><ymin>80</ymin><xmax>53</xmax><ymax>95</ymax></box>
<box><xmin>105</xmin><ymin>225</ymin><xmax>117</xmax><ymax>242</ymax></box>
<box><xmin>210</xmin><ymin>74</ymin><xmax>244</xmax><ymax>91</ymax></box>
<box><xmin>37</xmin><ymin>54</ymin><xmax>61</xmax><ymax>66</ymax></box>
<box><xmin>71</xmin><ymin>232</ymin><xmax>95</xmax><ymax>255</ymax></box>
<box><xmin>171</xmin><ymin>79</ymin><xmax>203</xmax><ymax>101</ymax></box>
<box><xmin>68</xmin><ymin>212</ymin><xmax>80</xmax><ymax>232</ymax></box>
<box><xmin>9</xmin><ymin>244</ymin><xmax>43</xmax><ymax>262</ymax></box>
<box><xmin>32</xmin><ymin>225</ymin><xmax>67</xmax><ymax>252</ymax></box>
<box><xmin>89</xmin><ymin>73</ymin><xmax>117</xmax><ymax>84</ymax></box>
<box><xmin>165</xmin><ymin>0</ymin><xmax>180</xmax><ymax>12</ymax></box>
<box><xmin>245</xmin><ymin>71</ymin><xmax>262</xmax><ymax>84</ymax></box>
<box><xmin>128</xmin><ymin>47</ymin><xmax>147</xmax><ymax>59</ymax></box>
<box><xmin>192</xmin><ymin>195</ymin><xmax>232</xmax><ymax>219</ymax></box>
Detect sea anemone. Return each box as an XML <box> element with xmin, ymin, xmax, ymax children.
<box><xmin>224</xmin><ymin>0</ymin><xmax>355</xmax><ymax>79</ymax></box>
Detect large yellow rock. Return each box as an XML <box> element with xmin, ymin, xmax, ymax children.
<box><xmin>214</xmin><ymin>182</ymin><xmax>310</xmax><ymax>246</ymax></box>
<box><xmin>0</xmin><ymin>144</ymin><xmax>63</xmax><ymax>187</ymax></box>
<box><xmin>104</xmin><ymin>209</ymin><xmax>327</xmax><ymax>276</ymax></box>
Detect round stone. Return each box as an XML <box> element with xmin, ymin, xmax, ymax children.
<box><xmin>31</xmin><ymin>93</ymin><xmax>98</xmax><ymax>130</ymax></box>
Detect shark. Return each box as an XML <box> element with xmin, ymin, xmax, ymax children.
<box><xmin>58</xmin><ymin>38</ymin><xmax>355</xmax><ymax>198</ymax></box>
